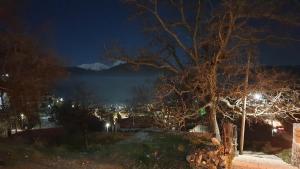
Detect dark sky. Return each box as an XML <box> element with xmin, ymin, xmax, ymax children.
<box><xmin>24</xmin><ymin>0</ymin><xmax>144</xmax><ymax>66</ymax></box>
<box><xmin>22</xmin><ymin>0</ymin><xmax>300</xmax><ymax>66</ymax></box>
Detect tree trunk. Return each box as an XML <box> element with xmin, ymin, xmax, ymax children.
<box><xmin>209</xmin><ymin>61</ymin><xmax>221</xmax><ymax>141</ymax></box>
<box><xmin>239</xmin><ymin>96</ymin><xmax>247</xmax><ymax>155</ymax></box>
<box><xmin>210</xmin><ymin>99</ymin><xmax>221</xmax><ymax>141</ymax></box>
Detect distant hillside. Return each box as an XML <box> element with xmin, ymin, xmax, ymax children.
<box><xmin>67</xmin><ymin>63</ymin><xmax>162</xmax><ymax>76</ymax></box>
<box><xmin>57</xmin><ymin>64</ymin><xmax>161</xmax><ymax>104</ymax></box>
<box><xmin>98</xmin><ymin>64</ymin><xmax>162</xmax><ymax>76</ymax></box>
<box><xmin>65</xmin><ymin>64</ymin><xmax>300</xmax><ymax>80</ymax></box>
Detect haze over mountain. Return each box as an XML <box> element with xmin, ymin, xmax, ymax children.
<box><xmin>56</xmin><ymin>62</ymin><xmax>161</xmax><ymax>104</ymax></box>
<box><xmin>57</xmin><ymin>62</ymin><xmax>300</xmax><ymax>105</ymax></box>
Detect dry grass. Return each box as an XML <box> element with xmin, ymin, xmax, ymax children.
<box><xmin>0</xmin><ymin>130</ymin><xmax>210</xmax><ymax>169</ymax></box>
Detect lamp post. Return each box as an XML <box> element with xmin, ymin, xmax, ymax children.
<box><xmin>240</xmin><ymin>92</ymin><xmax>263</xmax><ymax>154</ymax></box>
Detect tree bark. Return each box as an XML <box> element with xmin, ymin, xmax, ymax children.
<box><xmin>210</xmin><ymin>99</ymin><xmax>221</xmax><ymax>141</ymax></box>
<box><xmin>209</xmin><ymin>60</ymin><xmax>221</xmax><ymax>141</ymax></box>
<box><xmin>239</xmin><ymin>97</ymin><xmax>247</xmax><ymax>155</ymax></box>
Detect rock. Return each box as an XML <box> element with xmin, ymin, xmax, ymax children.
<box><xmin>195</xmin><ymin>154</ymin><xmax>202</xmax><ymax>166</ymax></box>
<box><xmin>186</xmin><ymin>155</ymin><xmax>193</xmax><ymax>162</ymax></box>
<box><xmin>211</xmin><ymin>137</ymin><xmax>221</xmax><ymax>146</ymax></box>
<box><xmin>186</xmin><ymin>143</ymin><xmax>229</xmax><ymax>169</ymax></box>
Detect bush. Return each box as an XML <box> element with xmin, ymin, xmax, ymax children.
<box><xmin>51</xmin><ymin>101</ymin><xmax>104</xmax><ymax>148</ymax></box>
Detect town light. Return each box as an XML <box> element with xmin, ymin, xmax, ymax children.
<box><xmin>105</xmin><ymin>122</ymin><xmax>110</xmax><ymax>132</ymax></box>
<box><xmin>20</xmin><ymin>113</ymin><xmax>25</xmax><ymax>119</ymax></box>
<box><xmin>59</xmin><ymin>97</ymin><xmax>64</xmax><ymax>102</ymax></box>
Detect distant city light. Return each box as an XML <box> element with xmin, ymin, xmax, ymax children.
<box><xmin>59</xmin><ymin>97</ymin><xmax>64</xmax><ymax>102</ymax></box>
<box><xmin>1</xmin><ymin>73</ymin><xmax>9</xmax><ymax>78</ymax></box>
<box><xmin>106</xmin><ymin>122</ymin><xmax>110</xmax><ymax>132</ymax></box>
<box><xmin>72</xmin><ymin>104</ymin><xmax>75</xmax><ymax>108</ymax></box>
<box><xmin>20</xmin><ymin>113</ymin><xmax>25</xmax><ymax>119</ymax></box>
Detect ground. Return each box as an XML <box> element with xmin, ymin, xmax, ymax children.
<box><xmin>233</xmin><ymin>151</ymin><xmax>297</xmax><ymax>169</ymax></box>
<box><xmin>0</xmin><ymin>129</ymin><xmax>208</xmax><ymax>169</ymax></box>
<box><xmin>0</xmin><ymin>128</ymin><xmax>296</xmax><ymax>169</ymax></box>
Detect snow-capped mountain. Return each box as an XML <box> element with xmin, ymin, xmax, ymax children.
<box><xmin>77</xmin><ymin>61</ymin><xmax>126</xmax><ymax>71</ymax></box>
<box><xmin>111</xmin><ymin>60</ymin><xmax>126</xmax><ymax>67</ymax></box>
<box><xmin>77</xmin><ymin>62</ymin><xmax>109</xmax><ymax>71</ymax></box>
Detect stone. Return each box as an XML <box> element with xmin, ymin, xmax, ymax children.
<box><xmin>186</xmin><ymin>155</ymin><xmax>192</xmax><ymax>162</ymax></box>
<box><xmin>211</xmin><ymin>137</ymin><xmax>221</xmax><ymax>146</ymax></box>
<box><xmin>195</xmin><ymin>154</ymin><xmax>202</xmax><ymax>166</ymax></box>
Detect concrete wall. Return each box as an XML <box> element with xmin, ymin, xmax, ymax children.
<box><xmin>292</xmin><ymin>123</ymin><xmax>300</xmax><ymax>168</ymax></box>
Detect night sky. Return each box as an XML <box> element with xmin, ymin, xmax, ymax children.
<box><xmin>21</xmin><ymin>0</ymin><xmax>300</xmax><ymax>66</ymax></box>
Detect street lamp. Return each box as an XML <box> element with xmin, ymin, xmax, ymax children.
<box><xmin>253</xmin><ymin>93</ymin><xmax>263</xmax><ymax>101</ymax></box>
<box><xmin>240</xmin><ymin>92</ymin><xmax>263</xmax><ymax>155</ymax></box>
<box><xmin>105</xmin><ymin>122</ymin><xmax>110</xmax><ymax>132</ymax></box>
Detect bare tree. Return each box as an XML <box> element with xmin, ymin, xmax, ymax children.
<box><xmin>107</xmin><ymin>0</ymin><xmax>300</xmax><ymax>140</ymax></box>
<box><xmin>0</xmin><ymin>33</ymin><xmax>65</xmax><ymax>132</ymax></box>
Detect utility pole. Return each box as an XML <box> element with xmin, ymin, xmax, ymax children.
<box><xmin>239</xmin><ymin>51</ymin><xmax>251</xmax><ymax>155</ymax></box>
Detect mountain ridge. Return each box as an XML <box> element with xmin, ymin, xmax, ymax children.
<box><xmin>68</xmin><ymin>63</ymin><xmax>162</xmax><ymax>76</ymax></box>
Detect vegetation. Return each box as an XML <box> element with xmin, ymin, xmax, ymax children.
<box><xmin>277</xmin><ymin>149</ymin><xmax>292</xmax><ymax>164</ymax></box>
<box><xmin>108</xmin><ymin>0</ymin><xmax>300</xmax><ymax>141</ymax></box>
<box><xmin>0</xmin><ymin>0</ymin><xmax>65</xmax><ymax>134</ymax></box>
<box><xmin>0</xmin><ymin>130</ymin><xmax>212</xmax><ymax>169</ymax></box>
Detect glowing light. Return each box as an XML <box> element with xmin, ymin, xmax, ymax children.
<box><xmin>105</xmin><ymin>122</ymin><xmax>110</xmax><ymax>132</ymax></box>
<box><xmin>20</xmin><ymin>113</ymin><xmax>25</xmax><ymax>119</ymax></box>
<box><xmin>72</xmin><ymin>104</ymin><xmax>75</xmax><ymax>108</ymax></box>
<box><xmin>59</xmin><ymin>97</ymin><xmax>64</xmax><ymax>102</ymax></box>
<box><xmin>253</xmin><ymin>93</ymin><xmax>262</xmax><ymax>100</ymax></box>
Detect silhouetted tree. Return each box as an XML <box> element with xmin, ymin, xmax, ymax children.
<box><xmin>52</xmin><ymin>85</ymin><xmax>103</xmax><ymax>148</ymax></box>
<box><xmin>0</xmin><ymin>0</ymin><xmax>65</xmax><ymax>134</ymax></box>
<box><xmin>107</xmin><ymin>0</ymin><xmax>300</xmax><ymax>140</ymax></box>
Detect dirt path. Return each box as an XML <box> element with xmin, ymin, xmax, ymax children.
<box><xmin>233</xmin><ymin>151</ymin><xmax>298</xmax><ymax>169</ymax></box>
<box><xmin>117</xmin><ymin>131</ymin><xmax>151</xmax><ymax>144</ymax></box>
